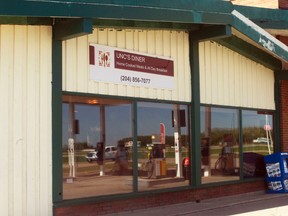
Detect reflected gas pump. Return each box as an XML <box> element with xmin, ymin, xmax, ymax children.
<box><xmin>150</xmin><ymin>144</ymin><xmax>165</xmax><ymax>159</ymax></box>
<box><xmin>146</xmin><ymin>143</ymin><xmax>167</xmax><ymax>178</ymax></box>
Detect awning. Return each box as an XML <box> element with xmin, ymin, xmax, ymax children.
<box><xmin>231</xmin><ymin>10</ymin><xmax>288</xmax><ymax>63</ymax></box>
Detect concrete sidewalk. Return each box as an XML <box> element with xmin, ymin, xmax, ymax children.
<box><xmin>106</xmin><ymin>191</ymin><xmax>288</xmax><ymax>216</ymax></box>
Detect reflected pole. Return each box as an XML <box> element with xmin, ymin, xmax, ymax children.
<box><xmin>173</xmin><ymin>105</ymin><xmax>182</xmax><ymax>177</ymax></box>
<box><xmin>204</xmin><ymin>107</ymin><xmax>211</xmax><ymax>176</ymax></box>
<box><xmin>99</xmin><ymin>104</ymin><xmax>106</xmax><ymax>176</ymax></box>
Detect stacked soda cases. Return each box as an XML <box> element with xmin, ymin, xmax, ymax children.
<box><xmin>264</xmin><ymin>152</ymin><xmax>288</xmax><ymax>193</ymax></box>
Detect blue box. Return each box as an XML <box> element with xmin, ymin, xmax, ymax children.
<box><xmin>264</xmin><ymin>153</ymin><xmax>288</xmax><ymax>193</ymax></box>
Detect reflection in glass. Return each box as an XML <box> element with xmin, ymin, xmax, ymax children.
<box><xmin>242</xmin><ymin>110</ymin><xmax>274</xmax><ymax>178</ymax></box>
<box><xmin>137</xmin><ymin>102</ymin><xmax>190</xmax><ymax>191</ymax></box>
<box><xmin>200</xmin><ymin>106</ymin><xmax>240</xmax><ymax>184</ymax></box>
<box><xmin>62</xmin><ymin>95</ymin><xmax>133</xmax><ymax>199</ymax></box>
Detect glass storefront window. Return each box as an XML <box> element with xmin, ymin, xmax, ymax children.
<box><xmin>242</xmin><ymin>110</ymin><xmax>274</xmax><ymax>178</ymax></box>
<box><xmin>137</xmin><ymin>102</ymin><xmax>190</xmax><ymax>191</ymax></box>
<box><xmin>62</xmin><ymin>96</ymin><xmax>191</xmax><ymax>199</ymax></box>
<box><xmin>200</xmin><ymin>106</ymin><xmax>240</xmax><ymax>184</ymax></box>
<box><xmin>61</xmin><ymin>95</ymin><xmax>273</xmax><ymax>199</ymax></box>
<box><xmin>62</xmin><ymin>95</ymin><xmax>133</xmax><ymax>199</ymax></box>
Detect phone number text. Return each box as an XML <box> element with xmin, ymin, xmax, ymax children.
<box><xmin>120</xmin><ymin>75</ymin><xmax>151</xmax><ymax>84</ymax></box>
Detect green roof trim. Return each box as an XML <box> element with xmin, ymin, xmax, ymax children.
<box><xmin>234</xmin><ymin>5</ymin><xmax>288</xmax><ymax>24</ymax></box>
<box><xmin>231</xmin><ymin>10</ymin><xmax>288</xmax><ymax>63</ymax></box>
<box><xmin>0</xmin><ymin>1</ymin><xmax>232</xmax><ymax>24</ymax></box>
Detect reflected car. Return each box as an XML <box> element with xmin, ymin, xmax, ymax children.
<box><xmin>85</xmin><ymin>146</ymin><xmax>117</xmax><ymax>162</ymax></box>
<box><xmin>253</xmin><ymin>137</ymin><xmax>270</xmax><ymax>143</ymax></box>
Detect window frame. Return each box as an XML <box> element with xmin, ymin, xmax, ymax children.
<box><xmin>199</xmin><ymin>104</ymin><xmax>276</xmax><ymax>183</ymax></box>
<box><xmin>53</xmin><ymin>94</ymin><xmax>277</xmax><ymax>205</ymax></box>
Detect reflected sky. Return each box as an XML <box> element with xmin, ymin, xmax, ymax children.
<box><xmin>63</xmin><ymin>103</ymin><xmax>131</xmax><ymax>147</ymax></box>
<box><xmin>200</xmin><ymin>107</ymin><xmax>273</xmax><ymax>133</ymax></box>
<box><xmin>63</xmin><ymin>101</ymin><xmax>189</xmax><ymax>148</ymax></box>
<box><xmin>63</xmin><ymin>102</ymin><xmax>273</xmax><ymax>148</ymax></box>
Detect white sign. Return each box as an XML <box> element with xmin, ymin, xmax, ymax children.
<box><xmin>89</xmin><ymin>44</ymin><xmax>174</xmax><ymax>89</ymax></box>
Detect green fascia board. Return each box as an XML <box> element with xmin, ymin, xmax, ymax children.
<box><xmin>234</xmin><ymin>5</ymin><xmax>288</xmax><ymax>24</ymax></box>
<box><xmin>1</xmin><ymin>1</ymin><xmax>288</xmax><ymax>28</ymax></box>
<box><xmin>253</xmin><ymin>20</ymin><xmax>288</xmax><ymax>31</ymax></box>
<box><xmin>233</xmin><ymin>5</ymin><xmax>288</xmax><ymax>30</ymax></box>
<box><xmin>65</xmin><ymin>6</ymin><xmax>232</xmax><ymax>25</ymax></box>
<box><xmin>231</xmin><ymin>10</ymin><xmax>288</xmax><ymax>63</ymax></box>
<box><xmin>15</xmin><ymin>0</ymin><xmax>234</xmax><ymax>14</ymax></box>
<box><xmin>0</xmin><ymin>1</ymin><xmax>232</xmax><ymax>25</ymax></box>
<box><xmin>216</xmin><ymin>36</ymin><xmax>282</xmax><ymax>70</ymax></box>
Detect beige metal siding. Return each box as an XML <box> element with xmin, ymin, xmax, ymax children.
<box><xmin>63</xmin><ymin>28</ymin><xmax>191</xmax><ymax>102</ymax></box>
<box><xmin>199</xmin><ymin>41</ymin><xmax>275</xmax><ymax>109</ymax></box>
<box><xmin>0</xmin><ymin>25</ymin><xmax>52</xmax><ymax>216</ymax></box>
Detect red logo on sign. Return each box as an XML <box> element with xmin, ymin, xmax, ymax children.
<box><xmin>98</xmin><ymin>51</ymin><xmax>110</xmax><ymax>67</ymax></box>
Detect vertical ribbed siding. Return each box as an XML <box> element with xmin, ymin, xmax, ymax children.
<box><xmin>62</xmin><ymin>28</ymin><xmax>191</xmax><ymax>102</ymax></box>
<box><xmin>0</xmin><ymin>25</ymin><xmax>52</xmax><ymax>216</ymax></box>
<box><xmin>199</xmin><ymin>41</ymin><xmax>275</xmax><ymax>110</ymax></box>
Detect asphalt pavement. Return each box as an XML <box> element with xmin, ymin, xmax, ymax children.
<box><xmin>106</xmin><ymin>191</ymin><xmax>288</xmax><ymax>216</ymax></box>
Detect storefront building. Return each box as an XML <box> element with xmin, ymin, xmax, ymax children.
<box><xmin>0</xmin><ymin>1</ymin><xmax>288</xmax><ymax>215</ymax></box>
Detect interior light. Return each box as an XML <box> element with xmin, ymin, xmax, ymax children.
<box><xmin>87</xmin><ymin>99</ymin><xmax>98</xmax><ymax>104</ymax></box>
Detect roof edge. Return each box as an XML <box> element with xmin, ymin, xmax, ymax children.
<box><xmin>231</xmin><ymin>10</ymin><xmax>288</xmax><ymax>63</ymax></box>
